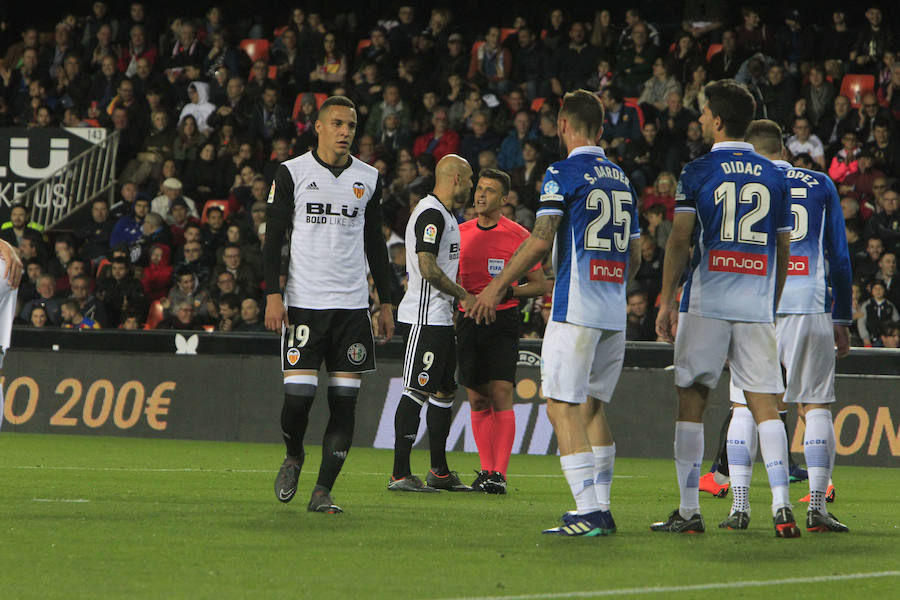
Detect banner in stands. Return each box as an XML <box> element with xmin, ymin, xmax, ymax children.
<box><xmin>3</xmin><ymin>348</ymin><xmax>897</xmax><ymax>467</ymax></box>
<box><xmin>0</xmin><ymin>127</ymin><xmax>105</xmax><ymax>220</ymax></box>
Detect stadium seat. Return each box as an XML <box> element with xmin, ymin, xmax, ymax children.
<box><xmin>291</xmin><ymin>92</ymin><xmax>328</xmax><ymax>120</ymax></box>
<box><xmin>146</xmin><ymin>300</ymin><xmax>165</xmax><ymax>329</ymax></box>
<box><xmin>239</xmin><ymin>38</ymin><xmax>270</xmax><ymax>63</ymax></box>
<box><xmin>356</xmin><ymin>39</ymin><xmax>371</xmax><ymax>55</ymax></box>
<box><xmin>203</xmin><ymin>325</ymin><xmax>215</xmax><ymax>332</ymax></box>
<box><xmin>500</xmin><ymin>28</ymin><xmax>517</xmax><ymax>42</ymax></box>
<box><xmin>273</xmin><ymin>25</ymin><xmax>288</xmax><ymax>37</ymax></box>
<box><xmin>201</xmin><ymin>200</ymin><xmax>231</xmax><ymax>225</ymax></box>
<box><xmin>623</xmin><ymin>97</ymin><xmax>645</xmax><ymax>129</ymax></box>
<box><xmin>471</xmin><ymin>40</ymin><xmax>485</xmax><ymax>56</ymax></box>
<box><xmin>840</xmin><ymin>74</ymin><xmax>875</xmax><ymax>108</ymax></box>
<box><xmin>95</xmin><ymin>258</ymin><xmax>110</xmax><ymax>278</ymax></box>
<box><xmin>706</xmin><ymin>43</ymin><xmax>723</xmax><ymax>61</ymax></box>
<box><xmin>530</xmin><ymin>97</ymin><xmax>562</xmax><ymax>113</ymax></box>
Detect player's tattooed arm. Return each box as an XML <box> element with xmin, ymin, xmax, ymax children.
<box><xmin>418</xmin><ymin>251</ymin><xmax>469</xmax><ymax>302</ymax></box>
<box><xmin>501</xmin><ymin>215</ymin><xmax>560</xmax><ymax>289</ymax></box>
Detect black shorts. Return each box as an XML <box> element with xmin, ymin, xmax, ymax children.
<box><xmin>399</xmin><ymin>322</ymin><xmax>456</xmax><ymax>395</ymax></box>
<box><xmin>456</xmin><ymin>307</ymin><xmax>520</xmax><ymax>388</ymax></box>
<box><xmin>282</xmin><ymin>307</ymin><xmax>375</xmax><ymax>372</ymax></box>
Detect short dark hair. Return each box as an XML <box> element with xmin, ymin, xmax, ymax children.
<box><xmin>744</xmin><ymin>119</ymin><xmax>783</xmax><ymax>155</ymax></box>
<box><xmin>219</xmin><ymin>293</ymin><xmax>241</xmax><ymax>311</ymax></box>
<box><xmin>61</xmin><ymin>298</ymin><xmax>80</xmax><ymax>314</ymax></box>
<box><xmin>645</xmin><ymin>204</ymin><xmax>666</xmax><ymax>218</ymax></box>
<box><xmin>319</xmin><ymin>95</ymin><xmax>355</xmax><ymax>114</ymax></box>
<box><xmin>415</xmin><ymin>153</ymin><xmax>436</xmax><ymax>172</ymax></box>
<box><xmin>206</xmin><ymin>206</ymin><xmax>224</xmax><ymax>216</ymax></box>
<box><xmin>478</xmin><ymin>168</ymin><xmax>511</xmax><ymax>196</ymax></box>
<box><xmin>703</xmin><ymin>79</ymin><xmax>756</xmax><ymax>138</ymax></box>
<box><xmin>560</xmin><ymin>89</ymin><xmax>605</xmax><ymax>140</ymax></box>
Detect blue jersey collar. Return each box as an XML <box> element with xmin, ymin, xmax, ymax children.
<box><xmin>711</xmin><ymin>141</ymin><xmax>754</xmax><ymax>152</ymax></box>
<box><xmin>568</xmin><ymin>145</ymin><xmax>606</xmax><ymax>159</ymax></box>
<box><xmin>773</xmin><ymin>159</ymin><xmax>792</xmax><ymax>169</ymax></box>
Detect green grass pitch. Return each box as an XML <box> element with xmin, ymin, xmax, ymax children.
<box><xmin>0</xmin><ymin>433</ymin><xmax>897</xmax><ymax>599</ymax></box>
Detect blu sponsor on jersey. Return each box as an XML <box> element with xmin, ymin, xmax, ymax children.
<box><xmin>423</xmin><ymin>223</ymin><xmax>438</xmax><ymax>244</ymax></box>
<box><xmin>305</xmin><ymin>201</ymin><xmax>360</xmax><ymax>224</ymax></box>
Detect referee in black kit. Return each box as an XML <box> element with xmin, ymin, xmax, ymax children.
<box><xmin>265</xmin><ymin>96</ymin><xmax>394</xmax><ymax>514</ymax></box>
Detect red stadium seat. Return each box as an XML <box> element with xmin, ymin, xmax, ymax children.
<box><xmin>530</xmin><ymin>97</ymin><xmax>563</xmax><ymax>113</ymax></box>
<box><xmin>95</xmin><ymin>258</ymin><xmax>111</xmax><ymax>278</ymax></box>
<box><xmin>471</xmin><ymin>40</ymin><xmax>485</xmax><ymax>56</ymax></box>
<box><xmin>840</xmin><ymin>74</ymin><xmax>875</xmax><ymax>108</ymax></box>
<box><xmin>201</xmin><ymin>200</ymin><xmax>231</xmax><ymax>225</ymax></box>
<box><xmin>239</xmin><ymin>38</ymin><xmax>270</xmax><ymax>63</ymax></box>
<box><xmin>146</xmin><ymin>300</ymin><xmax>165</xmax><ymax>330</ymax></box>
<box><xmin>291</xmin><ymin>92</ymin><xmax>328</xmax><ymax>120</ymax></box>
<box><xmin>500</xmin><ymin>28</ymin><xmax>517</xmax><ymax>42</ymax></box>
<box><xmin>356</xmin><ymin>39</ymin><xmax>372</xmax><ymax>55</ymax></box>
<box><xmin>706</xmin><ymin>44</ymin><xmax>723</xmax><ymax>61</ymax></box>
<box><xmin>273</xmin><ymin>25</ymin><xmax>288</xmax><ymax>37</ymax></box>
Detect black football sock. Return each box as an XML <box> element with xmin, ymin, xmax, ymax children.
<box><xmin>316</xmin><ymin>387</ymin><xmax>358</xmax><ymax>491</ymax></box>
<box><xmin>392</xmin><ymin>393</ymin><xmax>424</xmax><ymax>479</ymax></box>
<box><xmin>427</xmin><ymin>398</ymin><xmax>453</xmax><ymax>475</ymax></box>
<box><xmin>779</xmin><ymin>411</ymin><xmax>799</xmax><ymax>469</ymax></box>
<box><xmin>713</xmin><ymin>407</ymin><xmax>733</xmax><ymax>477</ymax></box>
<box><xmin>281</xmin><ymin>391</ymin><xmax>315</xmax><ymax>464</ymax></box>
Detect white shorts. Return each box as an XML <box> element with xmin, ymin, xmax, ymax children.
<box><xmin>540</xmin><ymin>320</ymin><xmax>625</xmax><ymax>404</ymax></box>
<box><xmin>0</xmin><ymin>263</ymin><xmax>15</xmax><ymax>370</ymax></box>
<box><xmin>674</xmin><ymin>312</ymin><xmax>784</xmax><ymax>394</ymax></box>
<box><xmin>730</xmin><ymin>313</ymin><xmax>835</xmax><ymax>405</ymax></box>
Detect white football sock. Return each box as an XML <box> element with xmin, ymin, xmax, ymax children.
<box><xmin>758</xmin><ymin>419</ymin><xmax>790</xmax><ymax>515</ymax></box>
<box><xmin>803</xmin><ymin>408</ymin><xmax>834</xmax><ymax>514</ymax></box>
<box><xmin>592</xmin><ymin>444</ymin><xmax>615</xmax><ymax>512</ymax></box>
<box><xmin>674</xmin><ymin>421</ymin><xmax>703</xmax><ymax>519</ymax></box>
<box><xmin>727</xmin><ymin>406</ymin><xmax>757</xmax><ymax>514</ymax></box>
<box><xmin>560</xmin><ymin>452</ymin><xmax>599</xmax><ymax>515</ymax></box>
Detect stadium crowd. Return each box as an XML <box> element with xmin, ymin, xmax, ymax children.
<box><xmin>1</xmin><ymin>2</ymin><xmax>899</xmax><ymax>347</ymax></box>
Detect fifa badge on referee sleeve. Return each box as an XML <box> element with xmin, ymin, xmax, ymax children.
<box><xmin>423</xmin><ymin>224</ymin><xmax>438</xmax><ymax>244</ymax></box>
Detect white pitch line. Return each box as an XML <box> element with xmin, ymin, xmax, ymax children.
<box><xmin>32</xmin><ymin>498</ymin><xmax>90</xmax><ymax>503</ymax></box>
<box><xmin>430</xmin><ymin>571</ymin><xmax>900</xmax><ymax>600</ymax></box>
<box><xmin>0</xmin><ymin>466</ymin><xmax>643</xmax><ymax>479</ymax></box>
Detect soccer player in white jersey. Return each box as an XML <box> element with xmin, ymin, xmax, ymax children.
<box><xmin>652</xmin><ymin>80</ymin><xmax>801</xmax><ymax>537</ymax></box>
<box><xmin>389</xmin><ymin>155</ymin><xmax>476</xmax><ymax>492</ymax></box>
<box><xmin>0</xmin><ymin>238</ymin><xmax>22</xmax><ymax>430</ymax></box>
<box><xmin>265</xmin><ymin>96</ymin><xmax>395</xmax><ymax>514</ymax></box>
<box><xmin>717</xmin><ymin>120</ymin><xmax>851</xmax><ymax>533</ymax></box>
<box><xmin>471</xmin><ymin>90</ymin><xmax>641</xmax><ymax>536</ymax></box>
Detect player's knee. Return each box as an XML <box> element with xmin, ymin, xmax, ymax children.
<box><xmin>402</xmin><ymin>388</ymin><xmax>428</xmax><ymax>406</ymax></box>
<box><xmin>427</xmin><ymin>395</ymin><xmax>453</xmax><ymax>409</ymax></box>
<box><xmin>468</xmin><ymin>395</ymin><xmax>491</xmax><ymax>411</ymax></box>
<box><xmin>284</xmin><ymin>373</ymin><xmax>318</xmax><ymax>398</ymax></box>
<box><xmin>328</xmin><ymin>376</ymin><xmax>361</xmax><ymax>401</ymax></box>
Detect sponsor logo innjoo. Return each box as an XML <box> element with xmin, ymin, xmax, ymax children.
<box><xmin>708</xmin><ymin>250</ymin><xmax>767</xmax><ymax>276</ymax></box>
<box><xmin>788</xmin><ymin>255</ymin><xmax>809</xmax><ymax>276</ymax></box>
<box><xmin>589</xmin><ymin>259</ymin><xmax>625</xmax><ymax>283</ymax></box>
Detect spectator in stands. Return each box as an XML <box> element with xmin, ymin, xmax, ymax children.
<box><xmin>505</xmin><ymin>188</ymin><xmax>535</xmax><ymax>230</ymax></box>
<box><xmin>43</xmin><ymin>22</ymin><xmax>80</xmax><ymax>81</ymax></box>
<box><xmin>873</xmin><ymin>251</ymin><xmax>900</xmax><ymax>305</ymax></box>
<box><xmin>619</xmin><ymin>8</ymin><xmax>660</xmax><ymax>48</ymax></box>
<box><xmin>247</xmin><ymin>81</ymin><xmax>292</xmax><ymax>150</ymax></box>
<box><xmin>2</xmin><ymin>26</ymin><xmax>39</xmax><ymax>72</ymax></box>
<box><xmin>165</xmin><ymin>20</ymin><xmax>205</xmax><ymax>72</ymax></box>
<box><xmin>857</xmin><ymin>92</ymin><xmax>891</xmax><ymax>144</ymax></box>
<box><xmin>760</xmin><ymin>63</ymin><xmax>797</xmax><ymax>128</ymax></box>
<box><xmin>20</xmin><ymin>274</ymin><xmax>63</xmax><ymax>325</ymax></box>
<box><xmin>178</xmin><ymin>81</ymin><xmax>215</xmax><ymax>135</ymax></box>
<box><xmin>28</xmin><ymin>305</ymin><xmax>49</xmax><ymax>328</ymax></box>
<box><xmin>459</xmin><ymin>110</ymin><xmax>500</xmax><ymax>170</ymax></box>
<box><xmin>69</xmin><ymin>273</ymin><xmax>108</xmax><ymax>327</ymax></box>
<box><xmin>850</xmin><ymin>7</ymin><xmax>889</xmax><ymax>76</ymax></box>
<box><xmin>468</xmin><ymin>26</ymin><xmax>512</xmax><ymax>94</ymax></box>
<box><xmin>19</xmin><ymin>259</ymin><xmax>43</xmax><ymax>305</ymax></box>
<box><xmin>110</xmin><ymin>196</ymin><xmax>149</xmax><ymax>248</ymax></box>
<box><xmin>207</xmin><ymin>76</ymin><xmax>252</xmax><ymax>132</ymax></box>
<box><xmin>119</xmin><ymin>24</ymin><xmax>156</xmax><ymax>76</ymax></box>
<box><xmin>802</xmin><ymin>64</ymin><xmax>835</xmax><ymax>127</ymax></box>
<box><xmin>365</xmin><ymin>83</ymin><xmax>410</xmax><ymax>139</ymax></box>
<box><xmin>600</xmin><ymin>87</ymin><xmax>641</xmax><ymax>155</ymax></box>
<box><xmin>866</xmin><ymin>189</ymin><xmax>900</xmax><ymax>253</ymax></box>
<box><xmin>309</xmin><ymin>32</ymin><xmax>347</xmax><ymax>91</ymax></box>
<box><xmin>638</xmin><ymin>57</ymin><xmax>681</xmax><ymax>120</ymax></box>
<box><xmin>153</xmin><ymin>177</ymin><xmax>201</xmax><ymax>222</ymax></box>
<box><xmin>510</xmin><ymin>26</ymin><xmax>548</xmax><ymax>100</ymax></box>
<box><xmin>625</xmin><ymin>290</ymin><xmax>657</xmax><ymax>341</ymax></box>
<box><xmin>168</xmin><ymin>199</ymin><xmax>200</xmax><ymax>246</ymax></box>
<box><xmin>496</xmin><ymin>109</ymin><xmax>536</xmax><ymax>173</ymax></box>
<box><xmin>61</xmin><ymin>298</ymin><xmax>100</xmax><ymax>329</ymax></box>
<box><xmin>161</xmin><ymin>267</ymin><xmax>209</xmax><ymax>320</ymax></box>
<box><xmin>858</xmin><ymin>280</ymin><xmax>899</xmax><ymax>346</ymax></box>
<box><xmin>87</xmin><ymin>54</ymin><xmax>123</xmax><ymax>114</ymax></box>
<box><xmin>550</xmin><ymin>21</ymin><xmax>599</xmax><ymax>96</ymax></box>
<box><xmin>817</xmin><ymin>95</ymin><xmax>855</xmax><ymax>156</ymax></box>
<box><xmin>87</xmin><ymin>22</ymin><xmax>119</xmax><ymax>75</ymax></box>
<box><xmin>787</xmin><ymin>117</ymin><xmax>826</xmax><ymax>169</ymax></box>
<box><xmin>634</xmin><ymin>234</ymin><xmax>665</xmax><ymax>304</ymax></box>
<box><xmin>878</xmin><ymin>64</ymin><xmax>900</xmax><ymax>121</ymax></box>
<box><xmin>55</xmin><ymin>54</ymin><xmax>90</xmax><ymax>112</ymax></box>
<box><xmin>855</xmin><ymin>236</ymin><xmax>884</xmax><ymax>283</ymax></box>
<box><xmin>866</xmin><ymin>121</ymin><xmax>900</xmax><ymax>177</ymax></box>
<box><xmin>173</xmin><ymin>115</ymin><xmax>206</xmax><ymax>170</ymax></box>
<box><xmin>643</xmin><ymin>172</ymin><xmax>677</xmax><ymax>221</ymax></box>
<box><xmin>657</xmin><ymin>91</ymin><xmax>695</xmax><ymax>144</ymax></box>
<box><xmin>96</xmin><ymin>256</ymin><xmax>147</xmax><ymax>327</ymax></box>
<box><xmin>644</xmin><ymin>204</ymin><xmax>672</xmax><ymax>249</ymax></box>
<box><xmin>0</xmin><ymin>203</ymin><xmax>44</xmax><ymax>247</ymax></box>
<box><xmin>536</xmin><ymin>113</ymin><xmax>560</xmax><ymax>164</ymax></box>
<box><xmin>48</xmin><ymin>234</ymin><xmax>76</xmax><ymax>281</ymax></box>
<box><xmin>201</xmin><ymin>206</ymin><xmax>227</xmax><ymax>254</ymax></box>
<box><xmin>840</xmin><ymin>150</ymin><xmax>884</xmax><ymax>208</ymax></box>
<box><xmin>235</xmin><ymin>297</ymin><xmax>266</xmax><ymax>331</ymax></box>
<box><xmin>413</xmin><ymin>106</ymin><xmax>459</xmax><ymax>160</ymax></box>
<box><xmin>132</xmin><ymin>212</ymin><xmax>172</xmax><ymax>264</ymax></box>
<box><xmin>510</xmin><ymin>139</ymin><xmax>544</xmax><ymax>212</ymax></box>
<box><xmin>214</xmin><ymin>293</ymin><xmax>240</xmax><ymax>331</ymax></box>
<box><xmin>211</xmin><ymin>242</ymin><xmax>258</xmax><ymax>297</ymax></box>
<box><xmin>828</xmin><ymin>131</ymin><xmax>861</xmax><ymax>183</ymax></box>
<box><xmin>121</xmin><ymin>109</ymin><xmax>175</xmax><ymax>187</ymax></box>
<box><xmin>156</xmin><ymin>299</ymin><xmax>205</xmax><ymax>330</ymax></box>
<box><xmin>615</xmin><ymin>22</ymin><xmax>656</xmax><ymax>97</ymax></box>
<box><xmin>624</xmin><ymin>121</ymin><xmax>666</xmax><ymax>192</ymax></box>
<box><xmin>184</xmin><ymin>142</ymin><xmax>225</xmax><ymax>205</ymax></box>
<box><xmin>876</xmin><ymin>324</ymin><xmax>900</xmax><ymax>348</ymax></box>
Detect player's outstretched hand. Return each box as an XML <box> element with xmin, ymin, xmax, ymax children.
<box><xmin>656</xmin><ymin>304</ymin><xmax>678</xmax><ymax>343</ymax></box>
<box><xmin>470</xmin><ymin>284</ymin><xmax>501</xmax><ymax>324</ymax></box>
<box><xmin>265</xmin><ymin>294</ymin><xmax>288</xmax><ymax>332</ymax></box>
<box><xmin>377</xmin><ymin>304</ymin><xmax>395</xmax><ymax>343</ymax></box>
<box><xmin>0</xmin><ymin>239</ymin><xmax>22</xmax><ymax>288</ymax></box>
<box><xmin>833</xmin><ymin>324</ymin><xmax>850</xmax><ymax>359</ymax></box>
<box><xmin>458</xmin><ymin>292</ymin><xmax>476</xmax><ymax>315</ymax></box>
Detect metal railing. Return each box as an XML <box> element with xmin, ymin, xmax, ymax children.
<box><xmin>15</xmin><ymin>130</ymin><xmax>119</xmax><ymax>229</ymax></box>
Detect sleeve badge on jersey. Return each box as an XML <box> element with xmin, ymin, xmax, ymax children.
<box><xmin>352</xmin><ymin>182</ymin><xmax>366</xmax><ymax>199</ymax></box>
<box><xmin>543</xmin><ymin>180</ymin><xmax>560</xmax><ymax>195</ymax></box>
<box><xmin>423</xmin><ymin>223</ymin><xmax>438</xmax><ymax>244</ymax></box>
<box><xmin>267</xmin><ymin>181</ymin><xmax>276</xmax><ymax>204</ymax></box>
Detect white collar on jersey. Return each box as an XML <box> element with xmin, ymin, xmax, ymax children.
<box><xmin>711</xmin><ymin>141</ymin><xmax>754</xmax><ymax>152</ymax></box>
<box><xmin>567</xmin><ymin>145</ymin><xmax>606</xmax><ymax>159</ymax></box>
<box><xmin>773</xmin><ymin>159</ymin><xmax>792</xmax><ymax>169</ymax></box>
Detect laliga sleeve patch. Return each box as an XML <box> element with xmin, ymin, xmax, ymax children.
<box><xmin>423</xmin><ymin>223</ymin><xmax>438</xmax><ymax>244</ymax></box>
<box><xmin>267</xmin><ymin>181</ymin><xmax>276</xmax><ymax>204</ymax></box>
